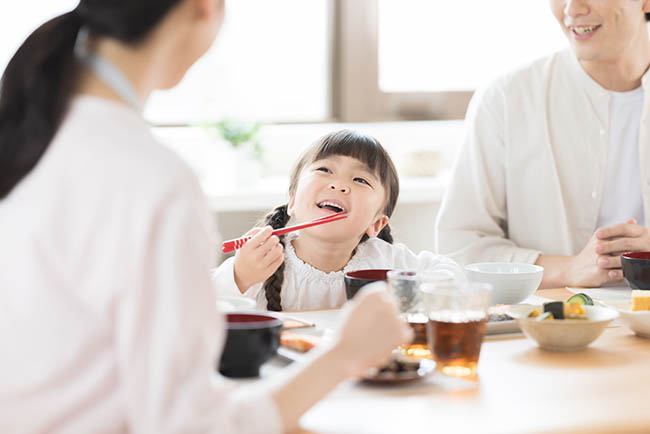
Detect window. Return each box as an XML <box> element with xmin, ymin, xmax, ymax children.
<box><xmin>336</xmin><ymin>0</ymin><xmax>568</xmax><ymax>121</ymax></box>
<box><xmin>1</xmin><ymin>1</ymin><xmax>331</xmax><ymax>126</ymax></box>
<box><xmin>2</xmin><ymin>1</ymin><xmax>570</xmax><ymax>124</ymax></box>
<box><xmin>378</xmin><ymin>0</ymin><xmax>566</xmax><ymax>92</ymax></box>
<box><xmin>146</xmin><ymin>0</ymin><xmax>331</xmax><ymax>125</ymax></box>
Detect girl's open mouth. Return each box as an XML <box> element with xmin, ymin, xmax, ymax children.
<box><xmin>317</xmin><ymin>200</ymin><xmax>347</xmax><ymax>214</ymax></box>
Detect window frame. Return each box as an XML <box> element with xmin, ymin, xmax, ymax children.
<box><xmin>331</xmin><ymin>0</ymin><xmax>473</xmax><ymax>122</ymax></box>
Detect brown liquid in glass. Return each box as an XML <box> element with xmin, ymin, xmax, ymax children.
<box><xmin>427</xmin><ymin>318</ymin><xmax>486</xmax><ymax>377</ymax></box>
<box><xmin>399</xmin><ymin>315</ymin><xmax>431</xmax><ymax>359</ymax></box>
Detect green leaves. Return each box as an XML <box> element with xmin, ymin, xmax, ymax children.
<box><xmin>202</xmin><ymin>118</ymin><xmax>263</xmax><ymax>159</ymax></box>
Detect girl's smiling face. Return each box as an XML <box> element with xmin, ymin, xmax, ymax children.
<box><xmin>288</xmin><ymin>155</ymin><xmax>389</xmax><ymax>242</ymax></box>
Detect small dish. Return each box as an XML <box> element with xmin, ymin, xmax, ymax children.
<box><xmin>507</xmin><ymin>304</ymin><xmax>618</xmax><ymax>351</ymax></box>
<box><xmin>621</xmin><ymin>252</ymin><xmax>650</xmax><ymax>290</ymax></box>
<box><xmin>485</xmin><ymin>304</ymin><xmax>522</xmax><ymax>334</ymax></box>
<box><xmin>361</xmin><ymin>357</ymin><xmax>436</xmax><ymax>385</ymax></box>
<box><xmin>465</xmin><ymin>263</ymin><xmax>543</xmax><ymax>305</ymax></box>
<box><xmin>275</xmin><ymin>327</ymin><xmax>330</xmax><ymax>364</ymax></box>
<box><xmin>216</xmin><ymin>295</ymin><xmax>256</xmax><ymax>312</ymax></box>
<box><xmin>603</xmin><ymin>300</ymin><xmax>650</xmax><ymax>339</ymax></box>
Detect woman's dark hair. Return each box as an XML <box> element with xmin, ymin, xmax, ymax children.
<box><xmin>261</xmin><ymin>129</ymin><xmax>400</xmax><ymax>311</ymax></box>
<box><xmin>646</xmin><ymin>12</ymin><xmax>650</xmax><ymax>22</ymax></box>
<box><xmin>0</xmin><ymin>0</ymin><xmax>182</xmax><ymax>199</ymax></box>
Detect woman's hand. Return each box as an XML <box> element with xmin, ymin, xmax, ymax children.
<box><xmin>330</xmin><ymin>282</ymin><xmax>413</xmax><ymax>377</ymax></box>
<box><xmin>232</xmin><ymin>226</ymin><xmax>284</xmax><ymax>293</ymax></box>
<box><xmin>269</xmin><ymin>282</ymin><xmax>412</xmax><ymax>432</ymax></box>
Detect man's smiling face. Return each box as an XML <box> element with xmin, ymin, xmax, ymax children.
<box><xmin>549</xmin><ymin>0</ymin><xmax>650</xmax><ymax>62</ymax></box>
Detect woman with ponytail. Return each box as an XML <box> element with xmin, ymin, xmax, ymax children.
<box><xmin>213</xmin><ymin>130</ymin><xmax>462</xmax><ymax>311</ymax></box>
<box><xmin>0</xmin><ymin>2</ymin><xmax>413</xmax><ymax>433</ymax></box>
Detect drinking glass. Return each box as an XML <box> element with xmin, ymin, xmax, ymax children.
<box><xmin>420</xmin><ymin>279</ymin><xmax>492</xmax><ymax>378</ymax></box>
<box><xmin>387</xmin><ymin>270</ymin><xmax>429</xmax><ymax>359</ymax></box>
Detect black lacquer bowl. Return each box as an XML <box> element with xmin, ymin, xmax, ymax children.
<box><xmin>218</xmin><ymin>313</ymin><xmax>283</xmax><ymax>378</ymax></box>
<box><xmin>622</xmin><ymin>252</ymin><xmax>650</xmax><ymax>290</ymax></box>
<box><xmin>344</xmin><ymin>269</ymin><xmax>391</xmax><ymax>300</ymax></box>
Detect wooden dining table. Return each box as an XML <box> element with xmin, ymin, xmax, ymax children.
<box><xmin>269</xmin><ymin>288</ymin><xmax>650</xmax><ymax>434</ymax></box>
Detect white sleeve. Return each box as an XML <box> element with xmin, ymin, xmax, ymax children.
<box><xmin>211</xmin><ymin>257</ymin><xmax>243</xmax><ymax>297</ymax></box>
<box><xmin>211</xmin><ymin>257</ymin><xmax>264</xmax><ymax>301</ymax></box>
<box><xmin>115</xmin><ymin>173</ymin><xmax>282</xmax><ymax>434</ymax></box>
<box><xmin>434</xmin><ymin>82</ymin><xmax>541</xmax><ymax>266</ymax></box>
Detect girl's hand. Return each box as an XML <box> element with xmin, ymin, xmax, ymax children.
<box><xmin>233</xmin><ymin>226</ymin><xmax>285</xmax><ymax>293</ymax></box>
<box><xmin>331</xmin><ymin>282</ymin><xmax>413</xmax><ymax>377</ymax></box>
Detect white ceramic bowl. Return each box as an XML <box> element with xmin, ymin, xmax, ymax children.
<box><xmin>507</xmin><ymin>304</ymin><xmax>619</xmax><ymax>351</ymax></box>
<box><xmin>604</xmin><ymin>300</ymin><xmax>650</xmax><ymax>339</ymax></box>
<box><xmin>216</xmin><ymin>296</ymin><xmax>257</xmax><ymax>312</ymax></box>
<box><xmin>465</xmin><ymin>262</ymin><xmax>543</xmax><ymax>305</ymax></box>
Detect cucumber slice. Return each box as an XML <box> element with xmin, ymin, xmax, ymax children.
<box><xmin>567</xmin><ymin>293</ymin><xmax>594</xmax><ymax>306</ymax></box>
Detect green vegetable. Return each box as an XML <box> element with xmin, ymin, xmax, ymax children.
<box><xmin>566</xmin><ymin>293</ymin><xmax>594</xmax><ymax>306</ymax></box>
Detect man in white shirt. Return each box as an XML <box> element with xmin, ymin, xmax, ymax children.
<box><xmin>436</xmin><ymin>0</ymin><xmax>650</xmax><ymax>288</ymax></box>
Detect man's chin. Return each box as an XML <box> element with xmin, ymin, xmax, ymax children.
<box><xmin>571</xmin><ymin>44</ymin><xmax>614</xmax><ymax>64</ymax></box>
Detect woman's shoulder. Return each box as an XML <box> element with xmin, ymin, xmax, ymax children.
<box><xmin>54</xmin><ymin>96</ymin><xmax>198</xmax><ymax>199</ymax></box>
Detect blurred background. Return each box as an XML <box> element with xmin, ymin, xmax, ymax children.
<box><xmin>1</xmin><ymin>0</ymin><xmax>567</xmax><ymax>259</ymax></box>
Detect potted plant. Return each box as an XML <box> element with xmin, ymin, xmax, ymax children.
<box><xmin>203</xmin><ymin>118</ymin><xmax>263</xmax><ymax>186</ymax></box>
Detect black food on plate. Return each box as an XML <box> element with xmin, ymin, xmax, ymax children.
<box><xmin>543</xmin><ymin>301</ymin><xmax>565</xmax><ymax>319</ymax></box>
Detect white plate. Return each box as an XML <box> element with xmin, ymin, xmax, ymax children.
<box><xmin>603</xmin><ymin>300</ymin><xmax>650</xmax><ymax>339</ymax></box>
<box><xmin>486</xmin><ymin>319</ymin><xmax>520</xmax><ymax>335</ymax></box>
<box><xmin>275</xmin><ymin>326</ymin><xmax>333</xmax><ymax>364</ymax></box>
<box><xmin>566</xmin><ymin>285</ymin><xmax>631</xmax><ymax>301</ymax></box>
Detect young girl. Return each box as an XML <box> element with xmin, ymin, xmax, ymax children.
<box><xmin>213</xmin><ymin>129</ymin><xmax>462</xmax><ymax>311</ymax></box>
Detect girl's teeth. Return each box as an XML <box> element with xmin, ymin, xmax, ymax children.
<box><xmin>318</xmin><ymin>201</ymin><xmax>344</xmax><ymax>212</ymax></box>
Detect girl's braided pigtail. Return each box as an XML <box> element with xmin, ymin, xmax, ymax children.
<box><xmin>261</xmin><ymin>204</ymin><xmax>290</xmax><ymax>311</ymax></box>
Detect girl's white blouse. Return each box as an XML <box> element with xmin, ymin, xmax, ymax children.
<box><xmin>213</xmin><ymin>232</ymin><xmax>463</xmax><ymax>311</ymax></box>
<box><xmin>0</xmin><ymin>96</ymin><xmax>282</xmax><ymax>434</ymax></box>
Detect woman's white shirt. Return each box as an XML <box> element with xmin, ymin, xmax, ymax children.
<box><xmin>213</xmin><ymin>233</ymin><xmax>463</xmax><ymax>311</ymax></box>
<box><xmin>0</xmin><ymin>96</ymin><xmax>282</xmax><ymax>434</ymax></box>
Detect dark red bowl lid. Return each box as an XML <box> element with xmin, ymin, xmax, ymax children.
<box><xmin>226</xmin><ymin>313</ymin><xmax>282</xmax><ymax>330</ymax></box>
<box><xmin>344</xmin><ymin>269</ymin><xmax>391</xmax><ymax>281</ymax></box>
<box><xmin>622</xmin><ymin>252</ymin><xmax>650</xmax><ymax>261</ymax></box>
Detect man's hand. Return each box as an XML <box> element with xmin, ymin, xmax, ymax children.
<box><xmin>233</xmin><ymin>226</ymin><xmax>284</xmax><ymax>293</ymax></box>
<box><xmin>594</xmin><ymin>218</ymin><xmax>650</xmax><ymax>265</ymax></box>
<box><xmin>566</xmin><ymin>218</ymin><xmax>649</xmax><ymax>287</ymax></box>
<box><xmin>564</xmin><ymin>233</ymin><xmax>619</xmax><ymax>288</ymax></box>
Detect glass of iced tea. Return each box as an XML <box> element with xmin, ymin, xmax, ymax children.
<box><xmin>420</xmin><ymin>280</ymin><xmax>492</xmax><ymax>378</ymax></box>
<box><xmin>387</xmin><ymin>270</ymin><xmax>430</xmax><ymax>359</ymax></box>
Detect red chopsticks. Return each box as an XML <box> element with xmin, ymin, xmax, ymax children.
<box><xmin>221</xmin><ymin>211</ymin><xmax>348</xmax><ymax>253</ymax></box>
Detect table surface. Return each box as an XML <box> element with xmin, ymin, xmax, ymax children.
<box><xmin>276</xmin><ymin>287</ymin><xmax>650</xmax><ymax>434</ymax></box>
